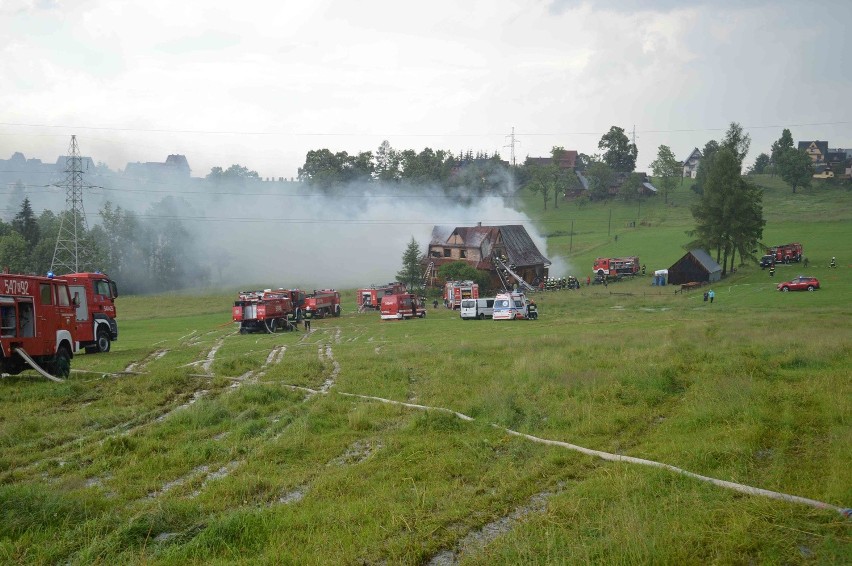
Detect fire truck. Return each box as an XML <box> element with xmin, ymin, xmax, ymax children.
<box><xmin>444</xmin><ymin>280</ymin><xmax>479</xmax><ymax>310</ymax></box>
<box><xmin>357</xmin><ymin>282</ymin><xmax>407</xmax><ymax>311</ymax></box>
<box><xmin>766</xmin><ymin>243</ymin><xmax>803</xmax><ymax>264</ymax></box>
<box><xmin>380</xmin><ymin>293</ymin><xmax>427</xmax><ymax>320</ymax></box>
<box><xmin>0</xmin><ymin>273</ymin><xmax>76</xmax><ymax>378</ymax></box>
<box><xmin>233</xmin><ymin>289</ymin><xmax>299</xmax><ymax>333</ymax></box>
<box><xmin>63</xmin><ymin>272</ymin><xmax>118</xmax><ymax>353</ymax></box>
<box><xmin>593</xmin><ymin>256</ymin><xmax>640</xmax><ymax>278</ymax></box>
<box><xmin>304</xmin><ymin>289</ymin><xmax>341</xmax><ymax>319</ymax></box>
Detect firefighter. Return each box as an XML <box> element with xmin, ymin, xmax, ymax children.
<box><xmin>769</xmin><ymin>264</ymin><xmax>775</xmax><ymax>277</ymax></box>
<box><xmin>432</xmin><ymin>298</ymin><xmax>438</xmax><ymax>309</ymax></box>
<box><xmin>303</xmin><ymin>316</ymin><xmax>311</xmax><ymax>332</ymax></box>
<box><xmin>641</xmin><ymin>264</ymin><xmax>646</xmax><ymax>276</ymax></box>
<box><xmin>830</xmin><ymin>256</ymin><xmax>837</xmax><ymax>268</ymax></box>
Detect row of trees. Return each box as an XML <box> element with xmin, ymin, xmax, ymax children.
<box><xmin>0</xmin><ymin>198</ymin><xmax>206</xmax><ymax>294</ymax></box>
<box><xmin>297</xmin><ymin>141</ymin><xmax>512</xmax><ymax>198</ymax></box>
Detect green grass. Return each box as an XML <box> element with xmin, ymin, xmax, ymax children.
<box><xmin>0</xmin><ymin>178</ymin><xmax>850</xmax><ymax>564</ymax></box>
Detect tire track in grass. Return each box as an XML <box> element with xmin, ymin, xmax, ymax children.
<box><xmin>428</xmin><ymin>488</ymin><xmax>561</xmax><ymax>565</ymax></box>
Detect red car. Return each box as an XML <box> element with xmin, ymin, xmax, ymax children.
<box><xmin>777</xmin><ymin>276</ymin><xmax>820</xmax><ymax>292</ymax></box>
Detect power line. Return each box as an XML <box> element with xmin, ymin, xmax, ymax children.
<box><xmin>2</xmin><ymin>120</ymin><xmax>850</xmax><ymax>138</ymax></box>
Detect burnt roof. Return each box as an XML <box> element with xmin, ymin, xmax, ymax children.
<box><xmin>498</xmin><ymin>225</ymin><xmax>550</xmax><ymax>267</ymax></box>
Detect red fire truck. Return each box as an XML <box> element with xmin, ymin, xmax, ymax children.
<box><xmin>63</xmin><ymin>272</ymin><xmax>118</xmax><ymax>353</ymax></box>
<box><xmin>380</xmin><ymin>293</ymin><xmax>427</xmax><ymax>320</ymax></box>
<box><xmin>593</xmin><ymin>256</ymin><xmax>640</xmax><ymax>278</ymax></box>
<box><xmin>766</xmin><ymin>243</ymin><xmax>803</xmax><ymax>264</ymax></box>
<box><xmin>304</xmin><ymin>289</ymin><xmax>341</xmax><ymax>318</ymax></box>
<box><xmin>233</xmin><ymin>289</ymin><xmax>299</xmax><ymax>333</ymax></box>
<box><xmin>357</xmin><ymin>282</ymin><xmax>407</xmax><ymax>310</ymax></box>
<box><xmin>444</xmin><ymin>280</ymin><xmax>479</xmax><ymax>310</ymax></box>
<box><xmin>1</xmin><ymin>273</ymin><xmax>77</xmax><ymax>378</ymax></box>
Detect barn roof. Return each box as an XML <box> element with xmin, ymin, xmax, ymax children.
<box><xmin>687</xmin><ymin>249</ymin><xmax>721</xmax><ymax>274</ymax></box>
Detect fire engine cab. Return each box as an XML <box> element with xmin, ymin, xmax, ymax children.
<box><xmin>233</xmin><ymin>289</ymin><xmax>298</xmax><ymax>333</ymax></box>
<box><xmin>304</xmin><ymin>290</ymin><xmax>341</xmax><ymax>319</ymax></box>
<box><xmin>444</xmin><ymin>280</ymin><xmax>479</xmax><ymax>310</ymax></box>
<box><xmin>766</xmin><ymin>243</ymin><xmax>803</xmax><ymax>264</ymax></box>
<box><xmin>0</xmin><ymin>273</ymin><xmax>76</xmax><ymax>378</ymax></box>
<box><xmin>380</xmin><ymin>293</ymin><xmax>426</xmax><ymax>320</ymax></box>
<box><xmin>593</xmin><ymin>256</ymin><xmax>640</xmax><ymax>278</ymax></box>
<box><xmin>357</xmin><ymin>282</ymin><xmax>406</xmax><ymax>311</ymax></box>
<box><xmin>63</xmin><ymin>272</ymin><xmax>118</xmax><ymax>353</ymax></box>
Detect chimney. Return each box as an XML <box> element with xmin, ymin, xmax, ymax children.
<box><xmin>477</xmin><ymin>222</ymin><xmax>482</xmax><ymax>227</ymax></box>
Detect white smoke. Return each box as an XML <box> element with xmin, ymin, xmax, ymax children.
<box><xmin>183</xmin><ymin>181</ymin><xmax>567</xmax><ymax>290</ymax></box>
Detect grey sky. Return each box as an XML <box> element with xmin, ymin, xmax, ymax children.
<box><xmin>1</xmin><ymin>0</ymin><xmax>849</xmax><ymax>178</ymax></box>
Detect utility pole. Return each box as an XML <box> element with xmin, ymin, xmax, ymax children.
<box><xmin>504</xmin><ymin>126</ymin><xmax>520</xmax><ymax>167</ymax></box>
<box><xmin>569</xmin><ymin>219</ymin><xmax>574</xmax><ymax>252</ymax></box>
<box><xmin>51</xmin><ymin>135</ymin><xmax>93</xmax><ymax>274</ymax></box>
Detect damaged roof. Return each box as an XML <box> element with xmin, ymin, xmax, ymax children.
<box><xmin>499</xmin><ymin>225</ymin><xmax>551</xmax><ymax>267</ymax></box>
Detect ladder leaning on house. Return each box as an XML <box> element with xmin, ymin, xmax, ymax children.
<box><xmin>493</xmin><ymin>256</ymin><xmax>536</xmax><ymax>293</ymax></box>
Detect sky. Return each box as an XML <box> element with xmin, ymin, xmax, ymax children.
<box><xmin>2</xmin><ymin>0</ymin><xmax>850</xmax><ymax>179</ymax></box>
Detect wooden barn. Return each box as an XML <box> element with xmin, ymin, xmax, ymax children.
<box><xmin>426</xmin><ymin>223</ymin><xmax>550</xmax><ymax>289</ymax></box>
<box><xmin>667</xmin><ymin>249</ymin><xmax>722</xmax><ymax>285</ymax></box>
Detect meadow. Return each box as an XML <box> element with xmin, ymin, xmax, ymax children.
<box><xmin>0</xmin><ymin>176</ymin><xmax>850</xmax><ymax>564</ymax></box>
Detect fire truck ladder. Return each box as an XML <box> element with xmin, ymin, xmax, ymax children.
<box><xmin>494</xmin><ymin>256</ymin><xmax>536</xmax><ymax>293</ymax></box>
<box><xmin>421</xmin><ymin>261</ymin><xmax>435</xmax><ymax>288</ymax></box>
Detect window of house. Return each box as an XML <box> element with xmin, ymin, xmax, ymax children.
<box><xmin>443</xmin><ymin>248</ymin><xmax>451</xmax><ymax>257</ymax></box>
<box><xmin>460</xmin><ymin>250</ymin><xmax>467</xmax><ymax>259</ymax></box>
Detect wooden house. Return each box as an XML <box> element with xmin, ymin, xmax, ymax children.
<box><xmin>426</xmin><ymin>224</ymin><xmax>550</xmax><ymax>289</ymax></box>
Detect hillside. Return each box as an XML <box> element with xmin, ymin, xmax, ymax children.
<box><xmin>0</xmin><ymin>177</ymin><xmax>850</xmax><ymax>564</ymax></box>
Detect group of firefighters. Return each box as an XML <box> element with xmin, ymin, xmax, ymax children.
<box><xmin>537</xmin><ymin>276</ymin><xmax>581</xmax><ymax>291</ymax></box>
<box><xmin>768</xmin><ymin>256</ymin><xmax>836</xmax><ymax>277</ymax></box>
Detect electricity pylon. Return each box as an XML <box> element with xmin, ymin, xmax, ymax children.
<box><xmin>51</xmin><ymin>135</ymin><xmax>93</xmax><ymax>274</ymax></box>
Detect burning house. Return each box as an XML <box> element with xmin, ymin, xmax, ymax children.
<box><xmin>425</xmin><ymin>223</ymin><xmax>550</xmax><ymax>289</ymax></box>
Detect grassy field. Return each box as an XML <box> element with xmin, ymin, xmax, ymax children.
<box><xmin>1</xmin><ymin>177</ymin><xmax>850</xmax><ymax>564</ymax></box>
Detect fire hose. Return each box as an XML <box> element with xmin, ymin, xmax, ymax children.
<box><xmin>14</xmin><ymin>347</ymin><xmax>65</xmax><ymax>383</ymax></box>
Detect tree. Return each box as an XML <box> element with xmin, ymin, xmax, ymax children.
<box><xmin>618</xmin><ymin>173</ymin><xmax>644</xmax><ymax>201</ymax></box>
<box><xmin>396</xmin><ymin>237</ymin><xmax>423</xmax><ymax>292</ymax></box>
<box><xmin>693</xmin><ymin>140</ymin><xmax>720</xmax><ymax>195</ymax></box>
<box><xmin>207</xmin><ymin>164</ymin><xmax>260</xmax><ymax>183</ymax></box>
<box><xmin>437</xmin><ymin>261</ymin><xmax>488</xmax><ymax>289</ymax></box>
<box><xmin>650</xmin><ymin>145</ymin><xmax>680</xmax><ymax>204</ymax></box>
<box><xmin>585</xmin><ymin>161</ymin><xmax>615</xmax><ymax>201</ymax></box>
<box><xmin>691</xmin><ymin>147</ymin><xmax>765</xmax><ymax>275</ymax></box>
<box><xmin>778</xmin><ymin>149</ymin><xmax>813</xmax><ymax>194</ymax></box>
<box><xmin>750</xmin><ymin>153</ymin><xmax>771</xmax><ymax>175</ymax></box>
<box><xmin>11</xmin><ymin>197</ymin><xmax>40</xmax><ymax>249</ymax></box>
<box><xmin>598</xmin><ymin>126</ymin><xmax>637</xmax><ymax>172</ymax></box>
<box><xmin>770</xmin><ymin>128</ymin><xmax>794</xmax><ymax>175</ymax></box>
<box><xmin>374</xmin><ymin>140</ymin><xmax>400</xmax><ymax>182</ymax></box>
<box><xmin>720</xmin><ymin>122</ymin><xmax>751</xmax><ymax>166</ymax></box>
<box><xmin>0</xmin><ymin>232</ymin><xmax>31</xmax><ymax>273</ymax></box>
<box><xmin>525</xmin><ymin>162</ymin><xmax>558</xmax><ymax>210</ymax></box>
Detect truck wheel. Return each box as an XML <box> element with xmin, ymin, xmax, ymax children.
<box><xmin>478</xmin><ymin>313</ymin><xmax>484</xmax><ymax>320</ymax></box>
<box><xmin>807</xmin><ymin>285</ymin><xmax>814</xmax><ymax>291</ymax></box>
<box><xmin>52</xmin><ymin>347</ymin><xmax>71</xmax><ymax>379</ymax></box>
<box><xmin>96</xmin><ymin>329</ymin><xmax>111</xmax><ymax>353</ymax></box>
<box><xmin>781</xmin><ymin>286</ymin><xmax>789</xmax><ymax>292</ymax></box>
<box><xmin>334</xmin><ymin>305</ymin><xmax>341</xmax><ymax>317</ymax></box>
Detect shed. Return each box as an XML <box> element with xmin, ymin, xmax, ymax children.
<box><xmin>667</xmin><ymin>249</ymin><xmax>721</xmax><ymax>285</ymax></box>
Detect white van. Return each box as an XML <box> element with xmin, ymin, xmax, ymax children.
<box><xmin>460</xmin><ymin>298</ymin><xmax>494</xmax><ymax>320</ymax></box>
